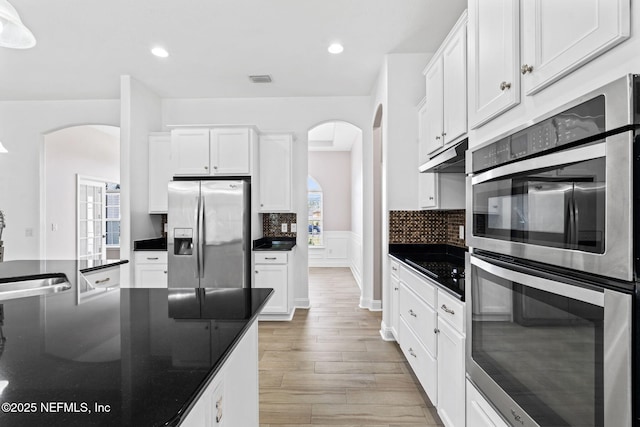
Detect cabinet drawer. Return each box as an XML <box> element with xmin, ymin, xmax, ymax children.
<box><xmin>83</xmin><ymin>266</ymin><xmax>120</xmax><ymax>288</ymax></box>
<box><xmin>134</xmin><ymin>251</ymin><xmax>168</xmax><ymax>264</ymax></box>
<box><xmin>389</xmin><ymin>258</ymin><xmax>400</xmax><ymax>278</ymax></box>
<box><xmin>437</xmin><ymin>289</ymin><xmax>465</xmax><ymax>334</ymax></box>
<box><xmin>254</xmin><ymin>252</ymin><xmax>287</xmax><ymax>264</ymax></box>
<box><xmin>466</xmin><ymin>379</ymin><xmax>510</xmax><ymax>427</ymax></box>
<box><xmin>399</xmin><ymin>317</ymin><xmax>438</xmax><ymax>406</ymax></box>
<box><xmin>399</xmin><ymin>283</ymin><xmax>437</xmax><ymax>355</ymax></box>
<box><xmin>399</xmin><ymin>265</ymin><xmax>436</xmax><ymax>308</ymax></box>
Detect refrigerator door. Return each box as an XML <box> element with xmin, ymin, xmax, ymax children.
<box><xmin>168</xmin><ymin>181</ymin><xmax>201</xmax><ymax>288</ymax></box>
<box><xmin>200</xmin><ymin>180</ymin><xmax>250</xmax><ymax>288</ymax></box>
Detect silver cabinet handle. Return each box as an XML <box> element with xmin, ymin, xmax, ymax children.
<box><xmin>265</xmin><ymin>257</ymin><xmax>277</xmax><ymax>260</ymax></box>
<box><xmin>147</xmin><ymin>257</ymin><xmax>159</xmax><ymax>260</ymax></box>
<box><xmin>255</xmin><ymin>270</ymin><xmax>259</xmax><ymax>274</ymax></box>
<box><xmin>521</xmin><ymin>64</ymin><xmax>534</xmax><ymax>74</ymax></box>
<box><xmin>391</xmin><ymin>266</ymin><xmax>398</xmax><ymax>271</ymax></box>
<box><xmin>204</xmin><ymin>166</ymin><xmax>208</xmax><ymax>170</ymax></box>
<box><xmin>428</xmin><ymin>196</ymin><xmax>434</xmax><ymax>200</ymax></box>
<box><xmin>163</xmin><ymin>270</ymin><xmax>167</xmax><ymax>274</ymax></box>
<box><xmin>213</xmin><ymin>165</ymin><xmax>218</xmax><ymax>170</ymax></box>
<box><xmin>441</xmin><ymin>304</ymin><xmax>455</xmax><ymax>315</ymax></box>
<box><xmin>441</xmin><ymin>132</ymin><xmax>447</xmax><ymax>137</ymax></box>
<box><xmin>435</xmin><ymin>135</ymin><xmax>441</xmax><ymax>140</ymax></box>
<box><xmin>408</xmin><ymin>347</ymin><xmax>417</xmax><ymax>358</ymax></box>
<box><xmin>408</xmin><ymin>309</ymin><xmax>417</xmax><ymax>318</ymax></box>
<box><xmin>394</xmin><ymin>287</ymin><xmax>398</xmax><ymax>291</ymax></box>
<box><xmin>215</xmin><ymin>396</ymin><xmax>223</xmax><ymax>422</ymax></box>
<box><xmin>434</xmin><ymin>328</ymin><xmax>440</xmax><ymax>334</ymax></box>
<box><xmin>95</xmin><ymin>277</ymin><xmax>110</xmax><ymax>284</ymax></box>
<box><xmin>500</xmin><ymin>81</ymin><xmax>512</xmax><ymax>91</ymax></box>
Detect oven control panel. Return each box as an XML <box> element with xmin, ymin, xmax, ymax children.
<box><xmin>472</xmin><ymin>95</ymin><xmax>605</xmax><ymax>173</ymax></box>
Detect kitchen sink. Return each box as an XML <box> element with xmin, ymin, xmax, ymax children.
<box><xmin>0</xmin><ymin>276</ymin><xmax>71</xmax><ymax>301</ymax></box>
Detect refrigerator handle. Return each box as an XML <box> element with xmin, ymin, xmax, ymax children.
<box><xmin>199</xmin><ymin>195</ymin><xmax>205</xmax><ymax>278</ymax></box>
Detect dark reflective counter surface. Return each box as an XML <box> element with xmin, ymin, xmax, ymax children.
<box><xmin>0</xmin><ymin>261</ymin><xmax>271</xmax><ymax>426</ymax></box>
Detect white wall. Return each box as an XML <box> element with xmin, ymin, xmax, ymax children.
<box><xmin>308</xmin><ymin>151</ymin><xmax>351</xmax><ymax>231</ymax></box>
<box><xmin>0</xmin><ymin>100</ymin><xmax>120</xmax><ymax>260</ymax></box>
<box><xmin>350</xmin><ymin>131</ymin><xmax>363</xmax><ymax>287</ymax></box>
<box><xmin>162</xmin><ymin>96</ymin><xmax>371</xmax><ymax>308</ymax></box>
<box><xmin>44</xmin><ymin>126</ymin><xmax>120</xmax><ymax>259</ymax></box>
<box><xmin>120</xmin><ymin>76</ymin><xmax>163</xmax><ymax>286</ymax></box>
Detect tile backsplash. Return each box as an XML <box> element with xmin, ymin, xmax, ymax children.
<box><xmin>262</xmin><ymin>213</ymin><xmax>298</xmax><ymax>238</ymax></box>
<box><xmin>389</xmin><ymin>210</ymin><xmax>466</xmax><ymax>247</ymax></box>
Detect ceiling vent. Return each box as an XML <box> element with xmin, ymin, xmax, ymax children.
<box><xmin>249</xmin><ymin>75</ymin><xmax>272</xmax><ymax>83</ymax></box>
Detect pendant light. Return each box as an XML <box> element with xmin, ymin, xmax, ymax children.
<box><xmin>0</xmin><ymin>0</ymin><xmax>35</xmax><ymax>49</ymax></box>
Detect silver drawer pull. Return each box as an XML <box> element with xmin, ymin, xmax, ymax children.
<box><xmin>265</xmin><ymin>257</ymin><xmax>277</xmax><ymax>260</ymax></box>
<box><xmin>163</xmin><ymin>271</ymin><xmax>167</xmax><ymax>274</ymax></box>
<box><xmin>434</xmin><ymin>328</ymin><xmax>440</xmax><ymax>334</ymax></box>
<box><xmin>147</xmin><ymin>257</ymin><xmax>159</xmax><ymax>260</ymax></box>
<box><xmin>394</xmin><ymin>287</ymin><xmax>398</xmax><ymax>291</ymax></box>
<box><xmin>408</xmin><ymin>348</ymin><xmax>417</xmax><ymax>358</ymax></box>
<box><xmin>95</xmin><ymin>278</ymin><xmax>110</xmax><ymax>284</ymax></box>
<box><xmin>215</xmin><ymin>396</ymin><xmax>223</xmax><ymax>422</ymax></box>
<box><xmin>441</xmin><ymin>304</ymin><xmax>455</xmax><ymax>315</ymax></box>
<box><xmin>391</xmin><ymin>266</ymin><xmax>398</xmax><ymax>271</ymax></box>
<box><xmin>408</xmin><ymin>309</ymin><xmax>417</xmax><ymax>318</ymax></box>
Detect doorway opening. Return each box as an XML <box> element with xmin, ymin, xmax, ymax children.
<box><xmin>307</xmin><ymin>120</ymin><xmax>364</xmax><ymax>291</ymax></box>
<box><xmin>43</xmin><ymin>125</ymin><xmax>120</xmax><ymax>260</ymax></box>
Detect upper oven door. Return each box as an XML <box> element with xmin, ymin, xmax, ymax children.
<box><xmin>469</xmin><ymin>131</ymin><xmax>633</xmax><ymax>281</ymax></box>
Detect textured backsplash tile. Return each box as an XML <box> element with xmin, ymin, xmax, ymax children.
<box><xmin>262</xmin><ymin>213</ymin><xmax>298</xmax><ymax>238</ymax></box>
<box><xmin>389</xmin><ymin>210</ymin><xmax>466</xmax><ymax>248</ymax></box>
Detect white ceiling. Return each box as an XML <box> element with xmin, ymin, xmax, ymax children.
<box><xmin>308</xmin><ymin>121</ymin><xmax>361</xmax><ymax>151</ymax></box>
<box><xmin>0</xmin><ymin>0</ymin><xmax>466</xmax><ymax>101</ymax></box>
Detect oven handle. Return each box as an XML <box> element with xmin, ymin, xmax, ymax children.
<box><xmin>470</xmin><ymin>256</ymin><xmax>604</xmax><ymax>307</ymax></box>
<box><xmin>471</xmin><ymin>142</ymin><xmax>605</xmax><ymax>185</ymax></box>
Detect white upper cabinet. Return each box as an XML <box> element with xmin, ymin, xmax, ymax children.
<box><xmin>210</xmin><ymin>127</ymin><xmax>253</xmax><ymax>175</ymax></box>
<box><xmin>259</xmin><ymin>134</ymin><xmax>293</xmax><ymax>212</ymax></box>
<box><xmin>171</xmin><ymin>127</ymin><xmax>254</xmax><ymax>177</ymax></box>
<box><xmin>171</xmin><ymin>128</ymin><xmax>211</xmax><ymax>176</ymax></box>
<box><xmin>148</xmin><ymin>133</ymin><xmax>172</xmax><ymax>214</ymax></box>
<box><xmin>468</xmin><ymin>0</ymin><xmax>520</xmax><ymax>129</ymax></box>
<box><xmin>521</xmin><ymin>0</ymin><xmax>630</xmax><ymax>95</ymax></box>
<box><xmin>422</xmin><ymin>11</ymin><xmax>467</xmax><ymax>156</ymax></box>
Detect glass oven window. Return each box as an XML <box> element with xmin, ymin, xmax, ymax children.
<box><xmin>471</xmin><ymin>264</ymin><xmax>604</xmax><ymax>427</ymax></box>
<box><xmin>473</xmin><ymin>158</ymin><xmax>605</xmax><ymax>253</ymax></box>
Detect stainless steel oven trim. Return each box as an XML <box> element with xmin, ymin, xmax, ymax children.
<box><xmin>471</xmin><ymin>143</ymin><xmax>605</xmax><ymax>185</ymax></box>
<box><xmin>466</xmin><ymin>255</ymin><xmax>632</xmax><ymax>427</ymax></box>
<box><xmin>468</xmin><ymin>130</ymin><xmax>634</xmax><ymax>282</ymax></box>
<box><xmin>470</xmin><ymin>256</ymin><xmax>604</xmax><ymax>306</ymax></box>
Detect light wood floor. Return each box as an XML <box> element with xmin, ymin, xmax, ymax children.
<box><xmin>258</xmin><ymin>267</ymin><xmax>443</xmax><ymax>426</ymax></box>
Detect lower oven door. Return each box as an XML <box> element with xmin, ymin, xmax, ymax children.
<box><xmin>466</xmin><ymin>254</ymin><xmax>632</xmax><ymax>427</ymax></box>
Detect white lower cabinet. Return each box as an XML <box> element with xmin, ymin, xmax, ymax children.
<box><xmin>253</xmin><ymin>250</ymin><xmax>294</xmax><ymax>320</ymax></box>
<box><xmin>389</xmin><ymin>257</ymin><xmax>400</xmax><ymax>339</ymax></box>
<box><xmin>134</xmin><ymin>251</ymin><xmax>168</xmax><ymax>288</ymax></box>
<box><xmin>466</xmin><ymin>379</ymin><xmax>510</xmax><ymax>427</ymax></box>
<box><xmin>394</xmin><ymin>261</ymin><xmax>465</xmax><ymax>427</ymax></box>
<box><xmin>179</xmin><ymin>322</ymin><xmax>259</xmax><ymax>427</ymax></box>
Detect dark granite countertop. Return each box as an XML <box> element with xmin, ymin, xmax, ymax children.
<box><xmin>133</xmin><ymin>237</ymin><xmax>167</xmax><ymax>251</ymax></box>
<box><xmin>0</xmin><ymin>259</ymin><xmax>128</xmax><ymax>284</ymax></box>
<box><xmin>253</xmin><ymin>237</ymin><xmax>296</xmax><ymax>251</ymax></box>
<box><xmin>0</xmin><ymin>267</ymin><xmax>273</xmax><ymax>427</ymax></box>
<box><xmin>389</xmin><ymin>244</ymin><xmax>467</xmax><ymax>300</ymax></box>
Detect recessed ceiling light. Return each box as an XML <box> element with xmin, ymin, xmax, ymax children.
<box><xmin>151</xmin><ymin>47</ymin><xmax>169</xmax><ymax>58</ymax></box>
<box><xmin>328</xmin><ymin>43</ymin><xmax>344</xmax><ymax>54</ymax></box>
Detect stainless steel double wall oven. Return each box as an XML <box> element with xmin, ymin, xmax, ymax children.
<box><xmin>466</xmin><ymin>75</ymin><xmax>640</xmax><ymax>427</ymax></box>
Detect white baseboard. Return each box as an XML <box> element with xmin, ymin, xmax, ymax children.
<box><xmin>295</xmin><ymin>298</ymin><xmax>310</xmax><ymax>309</ymax></box>
<box><xmin>359</xmin><ymin>297</ymin><xmax>382</xmax><ymax>312</ymax></box>
<box><xmin>379</xmin><ymin>321</ymin><xmax>396</xmax><ymax>342</ymax></box>
<box><xmin>259</xmin><ymin>308</ymin><xmax>296</xmax><ymax>321</ymax></box>
<box><xmin>350</xmin><ymin>265</ymin><xmax>362</xmax><ymax>290</ymax></box>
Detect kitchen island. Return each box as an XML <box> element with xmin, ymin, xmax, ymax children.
<box><xmin>0</xmin><ymin>260</ymin><xmax>272</xmax><ymax>426</ymax></box>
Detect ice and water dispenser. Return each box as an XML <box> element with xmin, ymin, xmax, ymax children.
<box><xmin>174</xmin><ymin>228</ymin><xmax>194</xmax><ymax>255</ymax></box>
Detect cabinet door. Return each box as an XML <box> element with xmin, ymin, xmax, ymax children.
<box><xmin>259</xmin><ymin>135</ymin><xmax>292</xmax><ymax>212</ymax></box>
<box><xmin>442</xmin><ymin>22</ymin><xmax>467</xmax><ymax>145</ymax></box>
<box><xmin>135</xmin><ymin>264</ymin><xmax>168</xmax><ymax>288</ymax></box>
<box><xmin>210</xmin><ymin>127</ymin><xmax>251</xmax><ymax>175</ymax></box>
<box><xmin>468</xmin><ymin>0</ymin><xmax>520</xmax><ymax>129</ymax></box>
<box><xmin>466</xmin><ymin>380</ymin><xmax>510</xmax><ymax>427</ymax></box>
<box><xmin>424</xmin><ymin>59</ymin><xmax>444</xmax><ymax>155</ymax></box>
<box><xmin>418</xmin><ymin>172</ymin><xmax>438</xmax><ymax>209</ymax></box>
<box><xmin>437</xmin><ymin>318</ymin><xmax>465</xmax><ymax>427</ymax></box>
<box><xmin>390</xmin><ymin>274</ymin><xmax>400</xmax><ymax>339</ymax></box>
<box><xmin>171</xmin><ymin>129</ymin><xmax>210</xmax><ymax>176</ymax></box>
<box><xmin>417</xmin><ymin>100</ymin><xmax>429</xmax><ymax>164</ymax></box>
<box><xmin>254</xmin><ymin>264</ymin><xmax>288</xmax><ymax>313</ymax></box>
<box><xmin>521</xmin><ymin>0</ymin><xmax>630</xmax><ymax>95</ymax></box>
<box><xmin>148</xmin><ymin>134</ymin><xmax>172</xmax><ymax>213</ymax></box>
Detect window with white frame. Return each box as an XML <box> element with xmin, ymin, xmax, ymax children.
<box><xmin>308</xmin><ymin>176</ymin><xmax>323</xmax><ymax>246</ymax></box>
<box><xmin>105</xmin><ymin>182</ymin><xmax>120</xmax><ymax>247</ymax></box>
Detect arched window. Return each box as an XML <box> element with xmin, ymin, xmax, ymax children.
<box><xmin>308</xmin><ymin>176</ymin><xmax>323</xmax><ymax>246</ymax></box>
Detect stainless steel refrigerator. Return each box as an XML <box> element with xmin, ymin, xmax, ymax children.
<box><xmin>167</xmin><ymin>179</ymin><xmax>250</xmax><ymax>288</ymax></box>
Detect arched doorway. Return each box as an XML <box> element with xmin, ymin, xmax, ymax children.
<box><xmin>307</xmin><ymin>120</ymin><xmax>364</xmax><ymax>296</ymax></box>
<box><xmin>42</xmin><ymin>125</ymin><xmax>120</xmax><ymax>260</ymax></box>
